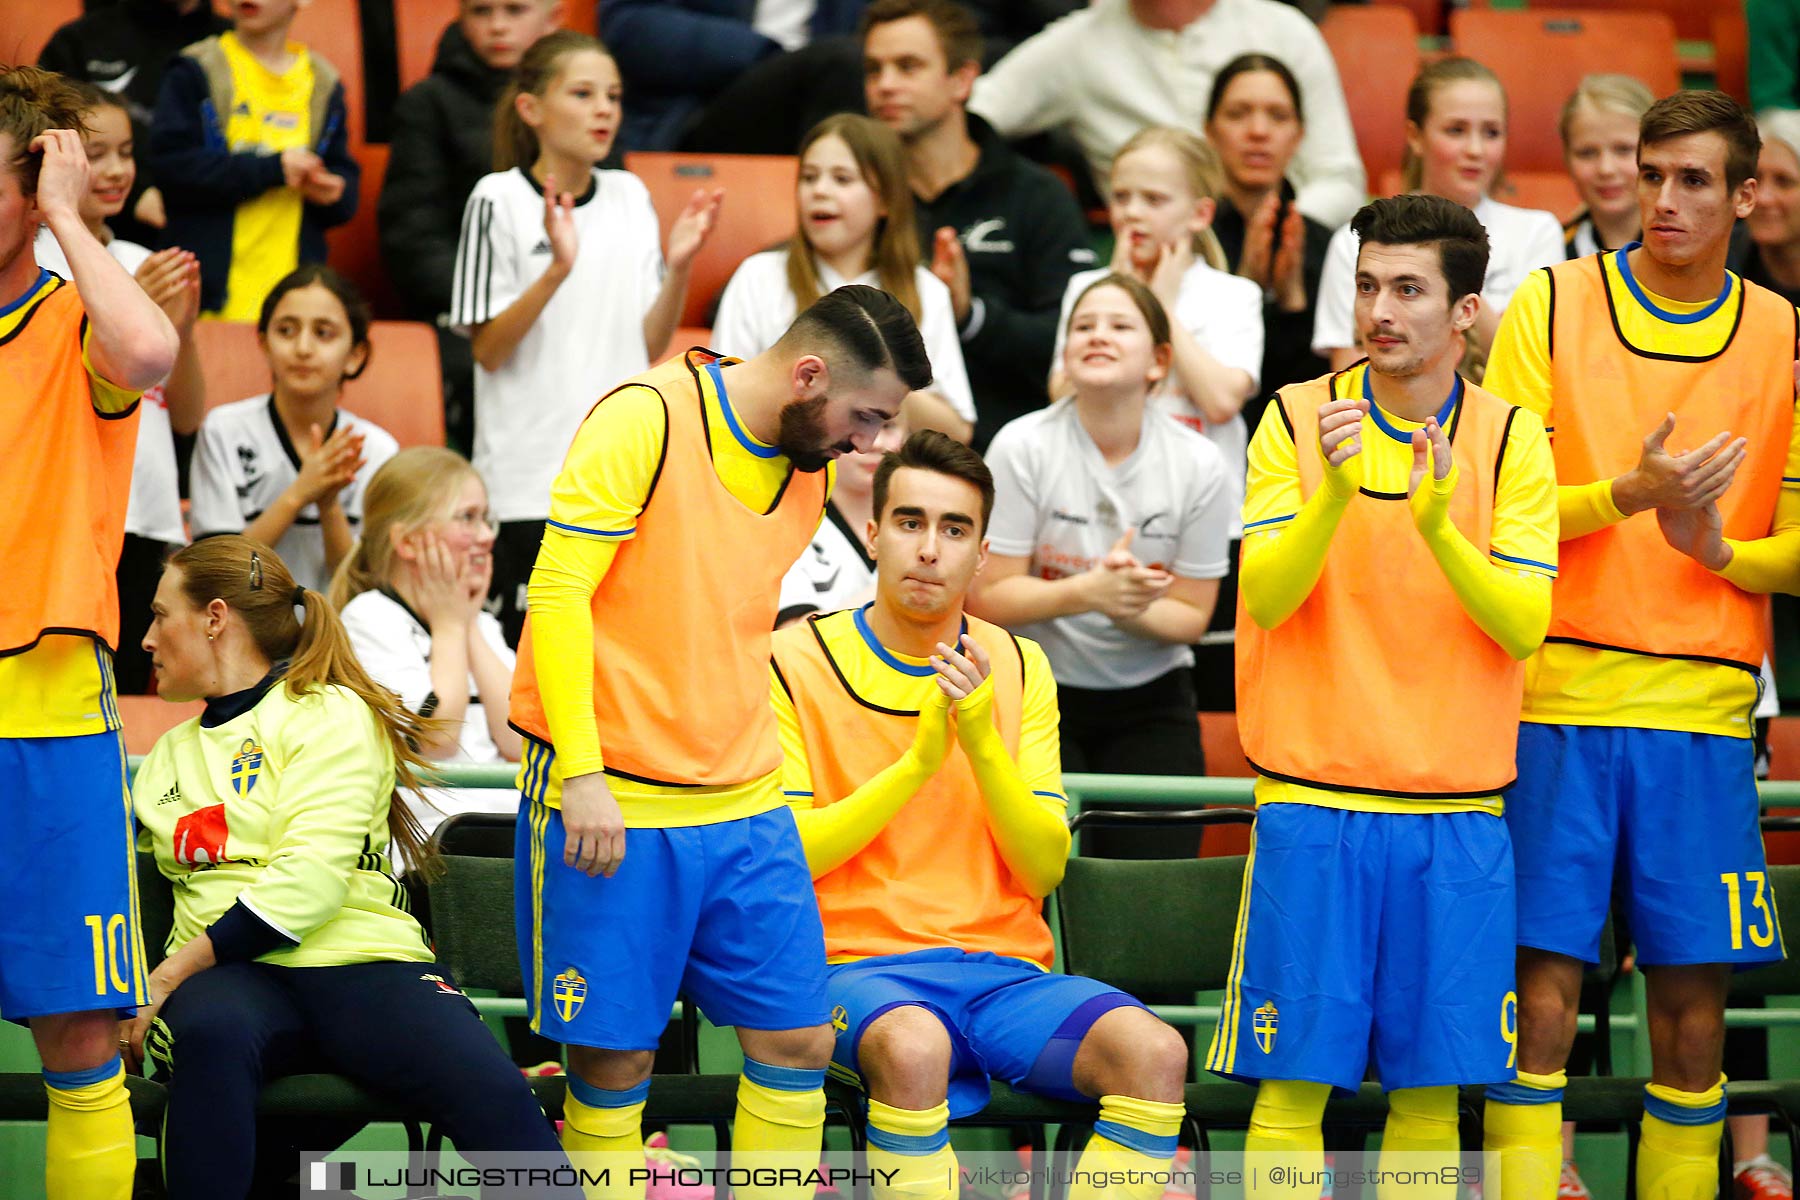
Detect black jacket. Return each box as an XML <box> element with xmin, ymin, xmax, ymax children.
<box><xmin>915</xmin><ymin>115</ymin><xmax>1096</xmax><ymax>449</ymax></box>
<box><xmin>1211</xmin><ymin>182</ymin><xmax>1332</xmax><ymax>433</ymax></box>
<box><xmin>377</xmin><ymin>24</ymin><xmax>511</xmax><ymax>319</ymax></box>
<box><xmin>38</xmin><ymin>0</ymin><xmax>232</xmax><ymax>246</ymax></box>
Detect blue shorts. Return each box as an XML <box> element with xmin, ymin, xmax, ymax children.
<box><xmin>825</xmin><ymin>948</ymin><xmax>1142</xmax><ymax>1118</ymax></box>
<box><xmin>0</xmin><ymin>732</ymin><xmax>145</xmax><ymax>1021</ymax></box>
<box><xmin>1207</xmin><ymin>803</ymin><xmax>1516</xmax><ymax>1093</ymax></box>
<box><xmin>1509</xmin><ymin>723</ymin><xmax>1783</xmax><ymax>968</ymax></box>
<box><xmin>515</xmin><ymin>800</ymin><xmax>830</xmax><ymax>1049</ymax></box>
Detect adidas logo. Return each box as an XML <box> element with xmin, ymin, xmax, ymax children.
<box><xmin>530</xmin><ymin>238</ymin><xmax>552</xmax><ymax>255</ymax></box>
<box><xmin>157</xmin><ymin>784</ymin><xmax>182</xmax><ymax>806</ymax></box>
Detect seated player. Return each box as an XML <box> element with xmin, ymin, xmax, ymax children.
<box><xmin>770</xmin><ymin>430</ymin><xmax>1189</xmax><ymax>1200</ymax></box>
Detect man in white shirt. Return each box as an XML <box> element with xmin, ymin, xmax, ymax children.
<box><xmin>969</xmin><ymin>0</ymin><xmax>1365</xmax><ymax>227</ymax></box>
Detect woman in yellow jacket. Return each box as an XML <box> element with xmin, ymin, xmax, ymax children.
<box><xmin>125</xmin><ymin>534</ymin><xmax>571</xmax><ymax>1199</ymax></box>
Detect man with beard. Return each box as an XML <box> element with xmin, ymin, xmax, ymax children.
<box><xmin>508</xmin><ymin>284</ymin><xmax>924</xmax><ymax>1199</ymax></box>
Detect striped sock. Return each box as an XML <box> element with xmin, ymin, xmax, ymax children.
<box><xmin>1067</xmin><ymin>1094</ymin><xmax>1185</xmax><ymax>1200</ymax></box>
<box><xmin>562</xmin><ymin>1077</ymin><xmax>648</xmax><ymax>1200</ymax></box>
<box><xmin>1638</xmin><ymin>1077</ymin><xmax>1726</xmax><ymax>1200</ymax></box>
<box><xmin>733</xmin><ymin>1058</ymin><xmax>827</xmax><ymax>1200</ymax></box>
<box><xmin>43</xmin><ymin>1056</ymin><xmax>134</xmax><ymax>1200</ymax></box>
<box><xmin>866</xmin><ymin>1098</ymin><xmax>957</xmax><ymax>1199</ymax></box>
<box><xmin>1483</xmin><ymin>1070</ymin><xmax>1566</xmax><ymax>1200</ymax></box>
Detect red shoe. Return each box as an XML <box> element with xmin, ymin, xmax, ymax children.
<box><xmin>521</xmin><ymin>1060</ymin><xmax>564</xmax><ymax>1079</ymax></box>
<box><xmin>644</xmin><ymin>1132</ymin><xmax>711</xmax><ymax>1200</ymax></box>
<box><xmin>1558</xmin><ymin>1160</ymin><xmax>1592</xmax><ymax>1200</ymax></box>
<box><xmin>1736</xmin><ymin>1158</ymin><xmax>1795</xmax><ymax>1200</ymax></box>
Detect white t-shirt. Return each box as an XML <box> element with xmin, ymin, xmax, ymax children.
<box><xmin>985</xmin><ymin>397</ymin><xmax>1233</xmax><ymax>691</ymax></box>
<box><xmin>1050</xmin><ymin>261</ymin><xmax>1262</xmax><ymax>531</ymax></box>
<box><xmin>339</xmin><ymin>588</ymin><xmax>521</xmax><ymax>836</ymax></box>
<box><xmin>1311</xmin><ymin>195</ymin><xmax>1566</xmax><ymax>354</ymax></box>
<box><xmin>753</xmin><ymin>0</ymin><xmax>817</xmax><ymax>51</ymax></box>
<box><xmin>34</xmin><ymin>229</ymin><xmax>186</xmax><ymax>545</ymax></box>
<box><xmin>188</xmin><ymin>394</ymin><xmax>399</xmax><ymax>592</ymax></box>
<box><xmin>777</xmin><ymin>502</ymin><xmax>876</xmax><ymax>622</ymax></box>
<box><xmin>450</xmin><ymin>167</ymin><xmax>664</xmax><ymax>523</ymax></box>
<box><xmin>711</xmin><ymin>249</ymin><xmax>977</xmax><ymax>425</ymax></box>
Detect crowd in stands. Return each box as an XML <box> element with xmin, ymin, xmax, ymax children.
<box><xmin>13</xmin><ymin>0</ymin><xmax>1800</xmax><ymax>1195</ymax></box>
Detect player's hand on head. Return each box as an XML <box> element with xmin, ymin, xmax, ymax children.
<box><xmin>561</xmin><ymin>772</ymin><xmax>626</xmax><ymax>877</ymax></box>
<box><xmin>1317</xmin><ymin>395</ymin><xmax>1370</xmax><ymax>497</ymax></box>
<box><xmin>30</xmin><ymin>129</ymin><xmax>89</xmax><ymax>226</ymax></box>
<box><xmin>667</xmin><ymin>187</ymin><xmax>723</xmax><ymax>272</ymax></box>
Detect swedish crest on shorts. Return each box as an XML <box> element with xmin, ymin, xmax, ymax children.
<box><xmin>1253</xmin><ymin>1002</ymin><xmax>1279</xmax><ymax>1054</ymax></box>
<box><xmin>553</xmin><ymin>968</ymin><xmax>588</xmax><ymax>1022</ymax></box>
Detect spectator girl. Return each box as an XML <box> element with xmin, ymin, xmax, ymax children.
<box><xmin>712</xmin><ymin>112</ymin><xmax>976</xmax><ymax>441</ymax></box>
<box><xmin>332</xmin><ymin>447</ymin><xmax>522</xmax><ymax>837</ymax></box>
<box><xmin>1560</xmin><ymin>74</ymin><xmax>1656</xmax><ymax>258</ymax></box>
<box><xmin>188</xmin><ymin>266</ymin><xmax>399</xmax><ymax>594</ymax></box>
<box><xmin>450</xmin><ymin>29</ymin><xmax>722</xmax><ymax>645</ymax></box>
<box><xmin>1312</xmin><ymin>57</ymin><xmax>1563</xmax><ymax>377</ymax></box>
<box><xmin>974</xmin><ymin>274</ymin><xmax>1232</xmax><ymax>778</ymax></box>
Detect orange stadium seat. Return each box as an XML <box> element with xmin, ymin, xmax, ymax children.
<box><xmin>291</xmin><ymin>0</ymin><xmax>367</xmax><ymax>145</ymax></box>
<box><xmin>193</xmin><ymin>318</ymin><xmax>447</xmax><ymax>447</ymax></box>
<box><xmin>626</xmin><ymin>152</ymin><xmax>799</xmax><ymax>327</ymax></box>
<box><xmin>1198</xmin><ymin>711</ymin><xmax>1252</xmax><ymax>778</ymax></box>
<box><xmin>399</xmin><ymin>0</ymin><xmax>462</xmax><ymax>90</ymax></box>
<box><xmin>657</xmin><ymin>326</ymin><xmax>716</xmax><ymax>365</ymax></box>
<box><xmin>1491</xmin><ymin>170</ymin><xmax>1581</xmax><ymax>222</ymax></box>
<box><xmin>118</xmin><ymin>695</ymin><xmax>205</xmax><ymax>757</ymax></box>
<box><xmin>1449</xmin><ymin>8</ymin><xmax>1679</xmax><ymax>174</ymax></box>
<box><xmin>332</xmin><ymin>142</ymin><xmax>405</xmax><ymax>317</ymax></box>
<box><xmin>3</xmin><ymin>0</ymin><xmax>81</xmax><ymax>65</ymax></box>
<box><xmin>1322</xmin><ymin>5</ymin><xmax>1421</xmax><ymax>191</ymax></box>
<box><xmin>1375</xmin><ymin>0</ymin><xmax>1445</xmax><ymax>37</ymax></box>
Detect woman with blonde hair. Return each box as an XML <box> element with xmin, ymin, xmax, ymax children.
<box><xmin>332</xmin><ymin>447</ymin><xmax>521</xmax><ymax>836</ymax></box>
<box><xmin>712</xmin><ymin>112</ymin><xmax>975</xmax><ymax>440</ymax></box>
<box><xmin>128</xmin><ymin>535</ymin><xmax>569</xmax><ymax>1198</ymax></box>
<box><xmin>1560</xmin><ymin>74</ymin><xmax>1657</xmax><ymax>258</ymax></box>
<box><xmin>1313</xmin><ymin>57</ymin><xmax>1564</xmax><ymax>374</ymax></box>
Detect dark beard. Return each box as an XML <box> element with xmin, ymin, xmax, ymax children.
<box><xmin>777</xmin><ymin>394</ymin><xmax>852</xmax><ymax>472</ymax></box>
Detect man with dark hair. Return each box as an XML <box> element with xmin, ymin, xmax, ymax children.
<box><xmin>771</xmin><ymin>429</ymin><xmax>1189</xmax><ymax>1200</ymax></box>
<box><xmin>508</xmin><ymin>283</ymin><xmax>918</xmax><ymax>1199</ymax></box>
<box><xmin>1483</xmin><ymin>90</ymin><xmax>1800</xmax><ymax>1200</ymax></box>
<box><xmin>861</xmin><ymin>0</ymin><xmax>1095</xmax><ymax>447</ymax></box>
<box><xmin>1214</xmin><ymin>192</ymin><xmax>1558</xmax><ymax>1196</ymax></box>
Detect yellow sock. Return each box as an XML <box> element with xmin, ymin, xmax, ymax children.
<box><xmin>1378</xmin><ymin>1086</ymin><xmax>1460</xmax><ymax>1200</ymax></box>
<box><xmin>865</xmin><ymin>1098</ymin><xmax>957</xmax><ymax>1199</ymax></box>
<box><xmin>1067</xmin><ymin>1094</ymin><xmax>1185</xmax><ymax>1200</ymax></box>
<box><xmin>1244</xmin><ymin>1078</ymin><xmax>1330</xmax><ymax>1200</ymax></box>
<box><xmin>733</xmin><ymin>1059</ymin><xmax>827</xmax><ymax>1200</ymax></box>
<box><xmin>1483</xmin><ymin>1070</ymin><xmax>1566</xmax><ymax>1200</ymax></box>
<box><xmin>43</xmin><ymin>1056</ymin><xmax>134</xmax><ymax>1200</ymax></box>
<box><xmin>562</xmin><ymin>1079</ymin><xmax>648</xmax><ymax>1200</ymax></box>
<box><xmin>1638</xmin><ymin>1077</ymin><xmax>1726</xmax><ymax>1200</ymax></box>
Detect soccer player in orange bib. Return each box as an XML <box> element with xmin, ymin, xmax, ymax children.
<box><xmin>1482</xmin><ymin>91</ymin><xmax>1800</xmax><ymax>1200</ymax></box>
<box><xmin>771</xmin><ymin>429</ymin><xmax>1190</xmax><ymax>1200</ymax></box>
<box><xmin>1213</xmin><ymin>193</ymin><xmax>1558</xmax><ymax>1198</ymax></box>
<box><xmin>510</xmin><ymin>284</ymin><xmax>926</xmax><ymax>1199</ymax></box>
<box><xmin>0</xmin><ymin>66</ymin><xmax>178</xmax><ymax>1200</ymax></box>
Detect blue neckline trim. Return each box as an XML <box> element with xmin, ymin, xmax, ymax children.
<box><xmin>1362</xmin><ymin>369</ymin><xmax>1461</xmax><ymax>444</ymax></box>
<box><xmin>1614</xmin><ymin>243</ymin><xmax>1732</xmax><ymax>324</ymax></box>
<box><xmin>0</xmin><ymin>268</ymin><xmax>50</xmax><ymax>319</ymax></box>
<box><xmin>706</xmin><ymin>361</ymin><xmax>779</xmax><ymax>459</ymax></box>
<box><xmin>852</xmin><ymin>604</ymin><xmax>967</xmax><ymax>678</ymax></box>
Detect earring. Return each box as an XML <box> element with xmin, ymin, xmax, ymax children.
<box><xmin>208</xmin><ymin>632</ymin><xmax>215</xmax><ymax>641</ymax></box>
